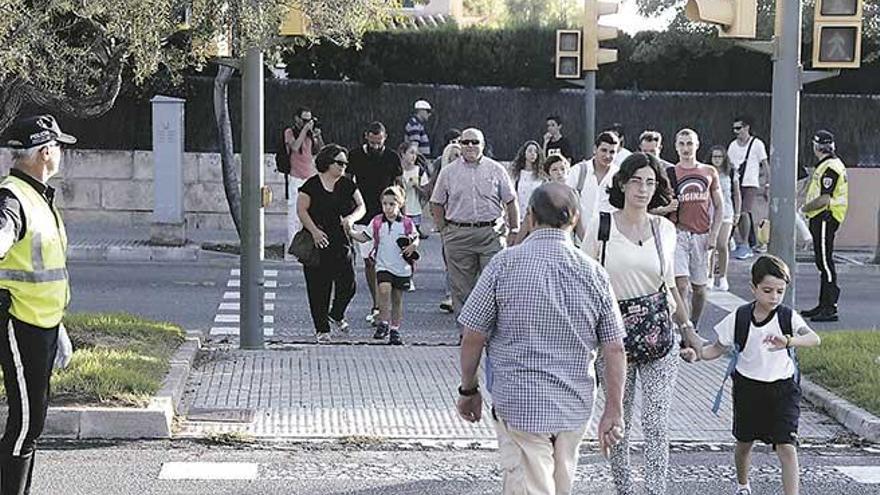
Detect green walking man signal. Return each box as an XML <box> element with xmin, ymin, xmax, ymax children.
<box><xmin>812</xmin><ymin>0</ymin><xmax>863</xmax><ymax>69</ymax></box>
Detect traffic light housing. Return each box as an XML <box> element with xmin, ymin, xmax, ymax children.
<box><xmin>280</xmin><ymin>5</ymin><xmax>309</xmax><ymax>36</ymax></box>
<box><xmin>812</xmin><ymin>0</ymin><xmax>862</xmax><ymax>69</ymax></box>
<box><xmin>583</xmin><ymin>0</ymin><xmax>619</xmax><ymax>71</ymax></box>
<box><xmin>555</xmin><ymin>30</ymin><xmax>582</xmax><ymax>79</ymax></box>
<box><xmin>685</xmin><ymin>0</ymin><xmax>757</xmax><ymax>38</ymax></box>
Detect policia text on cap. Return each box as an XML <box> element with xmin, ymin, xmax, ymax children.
<box><xmin>800</xmin><ymin>130</ymin><xmax>848</xmax><ymax>323</ymax></box>
<box><xmin>0</xmin><ymin>114</ymin><xmax>76</xmax><ymax>494</ymax></box>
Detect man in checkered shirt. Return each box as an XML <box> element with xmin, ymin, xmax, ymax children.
<box><xmin>457</xmin><ymin>182</ymin><xmax>627</xmax><ymax>495</ymax></box>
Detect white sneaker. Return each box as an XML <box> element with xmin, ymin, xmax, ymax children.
<box><xmin>734</xmin><ymin>488</ymin><xmax>752</xmax><ymax>495</ymax></box>
<box><xmin>365</xmin><ymin>308</ymin><xmax>379</xmax><ymax>325</ymax></box>
<box><xmin>717</xmin><ymin>277</ymin><xmax>729</xmax><ymax>292</ymax></box>
<box><xmin>316</xmin><ymin>332</ymin><xmax>331</xmax><ymax>343</ymax></box>
<box><xmin>706</xmin><ymin>277</ymin><xmax>714</xmax><ymax>291</ymax></box>
<box><xmin>329</xmin><ymin>316</ymin><xmax>349</xmax><ymax>334</ymax></box>
<box><xmin>408</xmin><ymin>280</ymin><xmax>416</xmax><ymax>292</ymax></box>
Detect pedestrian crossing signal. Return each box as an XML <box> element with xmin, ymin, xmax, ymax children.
<box><xmin>685</xmin><ymin>0</ymin><xmax>757</xmax><ymax>38</ymax></box>
<box><xmin>812</xmin><ymin>0</ymin><xmax>862</xmax><ymax>69</ymax></box>
<box><xmin>556</xmin><ymin>30</ymin><xmax>582</xmax><ymax>79</ymax></box>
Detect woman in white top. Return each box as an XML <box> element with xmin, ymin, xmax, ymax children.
<box><xmin>708</xmin><ymin>145</ymin><xmax>741</xmax><ymax>292</ymax></box>
<box><xmin>436</xmin><ymin>143</ymin><xmax>462</xmax><ymax>313</ymax></box>
<box><xmin>510</xmin><ymin>140</ymin><xmax>546</xmax><ymax>221</ymax></box>
<box><xmin>583</xmin><ymin>152</ymin><xmax>703</xmax><ymax>495</ymax></box>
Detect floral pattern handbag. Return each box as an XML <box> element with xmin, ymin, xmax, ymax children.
<box><xmin>600</xmin><ymin>214</ymin><xmax>675</xmax><ymax>364</ymax></box>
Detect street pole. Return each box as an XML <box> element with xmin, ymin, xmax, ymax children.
<box><xmin>768</xmin><ymin>0</ymin><xmax>800</xmax><ymax>306</ymax></box>
<box><xmin>240</xmin><ymin>47</ymin><xmax>265</xmax><ymax>349</ymax></box>
<box><xmin>583</xmin><ymin>71</ymin><xmax>596</xmax><ymax>156</ymax></box>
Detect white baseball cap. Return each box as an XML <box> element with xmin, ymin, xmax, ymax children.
<box><xmin>414</xmin><ymin>100</ymin><xmax>432</xmax><ymax>111</ymax></box>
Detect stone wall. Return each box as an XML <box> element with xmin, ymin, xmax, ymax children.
<box><xmin>0</xmin><ymin>148</ymin><xmax>289</xmax><ymax>233</ymax></box>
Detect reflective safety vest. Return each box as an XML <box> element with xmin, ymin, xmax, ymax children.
<box><xmin>805</xmin><ymin>156</ymin><xmax>848</xmax><ymax>223</ymax></box>
<box><xmin>0</xmin><ymin>175</ymin><xmax>69</xmax><ymax>328</ymax></box>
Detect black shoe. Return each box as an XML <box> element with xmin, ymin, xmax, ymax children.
<box><xmin>389</xmin><ymin>329</ymin><xmax>403</xmax><ymax>345</ymax></box>
<box><xmin>800</xmin><ymin>306</ymin><xmax>823</xmax><ymax>318</ymax></box>
<box><xmin>373</xmin><ymin>322</ymin><xmax>389</xmax><ymax>340</ymax></box>
<box><xmin>811</xmin><ymin>309</ymin><xmax>839</xmax><ymax>322</ymax></box>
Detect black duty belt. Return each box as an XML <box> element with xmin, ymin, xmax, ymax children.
<box><xmin>447</xmin><ymin>220</ymin><xmax>497</xmax><ymax>228</ymax></box>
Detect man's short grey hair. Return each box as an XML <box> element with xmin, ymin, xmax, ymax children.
<box><xmin>529</xmin><ymin>183</ymin><xmax>580</xmax><ymax>229</ymax></box>
<box><xmin>461</xmin><ymin>127</ymin><xmax>485</xmax><ymax>143</ymax></box>
<box><xmin>10</xmin><ymin>145</ymin><xmax>41</xmax><ymax>163</ymax></box>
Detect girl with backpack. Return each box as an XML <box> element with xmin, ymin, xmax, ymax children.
<box><xmin>350</xmin><ymin>186</ymin><xmax>418</xmax><ymax>345</ymax></box>
<box><xmin>582</xmin><ymin>153</ymin><xmax>704</xmax><ymax>495</ymax></box>
<box><xmin>399</xmin><ymin>141</ymin><xmax>431</xmax><ymax>240</ymax></box>
<box><xmin>708</xmin><ymin>145</ymin><xmax>742</xmax><ymax>291</ymax></box>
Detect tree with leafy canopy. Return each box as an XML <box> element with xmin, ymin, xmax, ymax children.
<box><xmin>0</xmin><ymin>0</ymin><xmax>394</xmax><ymax>235</ymax></box>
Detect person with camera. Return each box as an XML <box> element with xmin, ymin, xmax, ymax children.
<box><xmin>284</xmin><ymin>107</ymin><xmax>325</xmax><ymax>260</ymax></box>
<box><xmin>351</xmin><ymin>186</ymin><xmax>419</xmax><ymax>345</ymax></box>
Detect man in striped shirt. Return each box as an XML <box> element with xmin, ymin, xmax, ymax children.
<box><xmin>457</xmin><ymin>182</ymin><xmax>627</xmax><ymax>495</ymax></box>
<box><xmin>405</xmin><ymin>100</ymin><xmax>432</xmax><ymax>157</ymax></box>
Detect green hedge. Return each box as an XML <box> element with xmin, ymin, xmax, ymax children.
<box><xmin>281</xmin><ymin>26</ymin><xmax>879</xmax><ymax>93</ymax></box>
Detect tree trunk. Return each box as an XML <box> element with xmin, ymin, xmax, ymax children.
<box><xmin>872</xmin><ymin>205</ymin><xmax>880</xmax><ymax>264</ymax></box>
<box><xmin>213</xmin><ymin>65</ymin><xmax>242</xmax><ymax>238</ymax></box>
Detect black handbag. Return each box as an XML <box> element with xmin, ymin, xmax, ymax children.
<box><xmin>599</xmin><ymin>214</ymin><xmax>675</xmax><ymax>364</ymax></box>
<box><xmin>289</xmin><ymin>228</ymin><xmax>320</xmax><ymax>266</ymax></box>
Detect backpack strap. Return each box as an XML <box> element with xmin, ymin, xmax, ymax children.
<box><xmin>402</xmin><ymin>216</ymin><xmax>415</xmax><ymax>236</ymax></box>
<box><xmin>776</xmin><ymin>305</ymin><xmax>800</xmax><ymax>384</ymax></box>
<box><xmin>370</xmin><ymin>215</ymin><xmax>383</xmax><ymax>258</ymax></box>
<box><xmin>598</xmin><ymin>211</ymin><xmax>611</xmax><ymax>266</ymax></box>
<box><xmin>576</xmin><ymin>160</ymin><xmax>590</xmax><ymax>194</ymax></box>
<box><xmin>712</xmin><ymin>303</ymin><xmax>753</xmax><ymax>415</ymax></box>
<box><xmin>738</xmin><ymin>137</ymin><xmax>755</xmax><ymax>180</ymax></box>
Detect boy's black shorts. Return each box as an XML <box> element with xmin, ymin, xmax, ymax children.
<box><xmin>732</xmin><ymin>371</ymin><xmax>801</xmax><ymax>446</ymax></box>
<box><xmin>376</xmin><ymin>270</ymin><xmax>411</xmax><ymax>291</ymax></box>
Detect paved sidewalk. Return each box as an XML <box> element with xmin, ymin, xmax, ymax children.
<box><xmin>178</xmin><ymin>345</ymin><xmax>844</xmax><ymax>443</ymax></box>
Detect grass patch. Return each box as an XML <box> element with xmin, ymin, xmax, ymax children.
<box><xmin>799</xmin><ymin>330</ymin><xmax>880</xmax><ymax>417</ymax></box>
<box><xmin>0</xmin><ymin>312</ymin><xmax>184</xmax><ymax>407</ymax></box>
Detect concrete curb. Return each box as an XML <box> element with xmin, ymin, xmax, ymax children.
<box><xmin>68</xmin><ymin>244</ymin><xmax>202</xmax><ymax>262</ymax></box>
<box><xmin>32</xmin><ymin>334</ymin><xmax>202</xmax><ymax>440</ymax></box>
<box><xmin>801</xmin><ymin>376</ymin><xmax>880</xmax><ymax>443</ymax></box>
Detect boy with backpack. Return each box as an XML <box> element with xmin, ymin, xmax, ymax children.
<box><xmin>697</xmin><ymin>255</ymin><xmax>821</xmax><ymax>495</ymax></box>
<box><xmin>350</xmin><ymin>186</ymin><xmax>419</xmax><ymax>345</ymax></box>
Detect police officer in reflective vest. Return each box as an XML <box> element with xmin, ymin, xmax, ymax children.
<box><xmin>0</xmin><ymin>115</ymin><xmax>75</xmax><ymax>494</ymax></box>
<box><xmin>801</xmin><ymin>130</ymin><xmax>848</xmax><ymax>323</ymax></box>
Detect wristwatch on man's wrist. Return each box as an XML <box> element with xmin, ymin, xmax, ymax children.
<box><xmin>458</xmin><ymin>384</ymin><xmax>480</xmax><ymax>396</ymax></box>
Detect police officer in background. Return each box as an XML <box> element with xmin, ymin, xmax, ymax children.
<box><xmin>801</xmin><ymin>130</ymin><xmax>848</xmax><ymax>323</ymax></box>
<box><xmin>0</xmin><ymin>115</ymin><xmax>75</xmax><ymax>493</ymax></box>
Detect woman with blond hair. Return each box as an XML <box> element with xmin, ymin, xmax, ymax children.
<box><xmin>434</xmin><ymin>142</ymin><xmax>461</xmax><ymax>312</ymax></box>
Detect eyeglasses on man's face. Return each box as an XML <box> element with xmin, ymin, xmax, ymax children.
<box><xmin>460</xmin><ymin>139</ymin><xmax>481</xmax><ymax>146</ymax></box>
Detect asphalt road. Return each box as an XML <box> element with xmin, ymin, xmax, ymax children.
<box><xmin>28</xmin><ymin>439</ymin><xmax>880</xmax><ymax>495</ymax></box>
<box><xmin>67</xmin><ymin>240</ymin><xmax>880</xmax><ymax>341</ymax></box>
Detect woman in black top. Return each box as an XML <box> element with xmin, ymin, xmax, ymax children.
<box><xmin>297</xmin><ymin>144</ymin><xmax>366</xmax><ymax>342</ymax></box>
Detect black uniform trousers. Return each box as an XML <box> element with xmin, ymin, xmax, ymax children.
<box><xmin>303</xmin><ymin>245</ymin><xmax>356</xmax><ymax>334</ymax></box>
<box><xmin>0</xmin><ymin>306</ymin><xmax>58</xmax><ymax>495</ymax></box>
<box><xmin>808</xmin><ymin>212</ymin><xmax>841</xmax><ymax>310</ymax></box>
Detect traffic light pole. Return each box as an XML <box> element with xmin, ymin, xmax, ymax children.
<box><xmin>583</xmin><ymin>71</ymin><xmax>596</xmax><ymax>155</ymax></box>
<box><xmin>767</xmin><ymin>0</ymin><xmax>801</xmax><ymax>306</ymax></box>
<box><xmin>240</xmin><ymin>47</ymin><xmax>265</xmax><ymax>349</ymax></box>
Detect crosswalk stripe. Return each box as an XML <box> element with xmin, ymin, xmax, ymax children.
<box><xmin>215</xmin><ymin>314</ymin><xmax>239</xmax><ymax>323</ymax></box>
<box><xmin>219</xmin><ymin>302</ymin><xmax>238</xmax><ymax>311</ymax></box>
<box><xmin>223</xmin><ymin>291</ymin><xmax>240</xmax><ymax>300</ymax></box>
<box><xmin>209</xmin><ymin>327</ymin><xmax>275</xmax><ymax>337</ymax></box>
<box><xmin>159</xmin><ymin>462</ymin><xmax>258</xmax><ymax>480</ymax></box>
<box><xmin>265</xmin><ymin>280</ymin><xmax>277</xmax><ymax>288</ymax></box>
<box><xmin>264</xmin><ymin>315</ymin><xmax>274</xmax><ymax>324</ymax></box>
<box><xmin>209</xmin><ymin>327</ymin><xmax>238</xmax><ymax>335</ymax></box>
<box><xmin>227</xmin><ymin>279</ymin><xmax>240</xmax><ymax>288</ymax></box>
<box><xmin>707</xmin><ymin>290</ymin><xmax>747</xmax><ymax>313</ymax></box>
<box><xmin>836</xmin><ymin>466</ymin><xmax>880</xmax><ymax>484</ymax></box>
<box><xmin>265</xmin><ymin>292</ymin><xmax>276</xmax><ymax>300</ymax></box>
<box><xmin>264</xmin><ymin>303</ymin><xmax>275</xmax><ymax>311</ymax></box>
<box><xmin>231</xmin><ymin>269</ymin><xmax>278</xmax><ymax>277</ymax></box>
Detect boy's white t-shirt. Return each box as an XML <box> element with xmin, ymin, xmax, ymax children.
<box><xmin>402</xmin><ymin>166</ymin><xmax>429</xmax><ymax>216</ymax></box>
<box><xmin>714</xmin><ymin>308</ymin><xmax>808</xmax><ymax>382</ymax></box>
<box><xmin>374</xmin><ymin>217</ymin><xmax>413</xmax><ymax>278</ymax></box>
